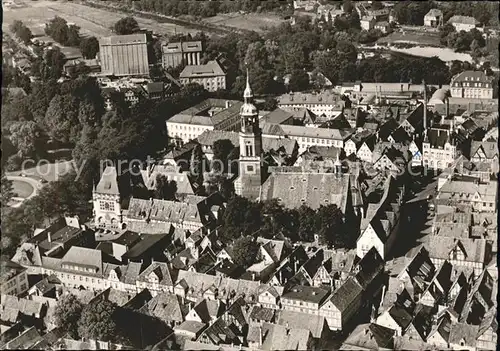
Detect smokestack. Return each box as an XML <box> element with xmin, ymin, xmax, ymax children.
<box><xmin>423</xmin><ymin>79</ymin><xmax>427</xmax><ymax>131</ymax></box>
<box><xmin>446</xmin><ymin>96</ymin><xmax>449</xmax><ymax>118</ymax></box>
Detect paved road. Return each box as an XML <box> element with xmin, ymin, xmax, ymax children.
<box><xmin>7</xmin><ymin>176</ymin><xmax>45</xmax><ymax>208</ymax></box>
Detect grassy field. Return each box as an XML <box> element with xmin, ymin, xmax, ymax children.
<box><xmin>11</xmin><ymin>180</ymin><xmax>34</xmax><ymax>199</ymax></box>
<box><xmin>202</xmin><ymin>12</ymin><xmax>285</xmax><ymax>32</ymax></box>
<box><xmin>7</xmin><ymin>160</ymin><xmax>75</xmax><ymax>182</ymax></box>
<box><xmin>377</xmin><ymin>31</ymin><xmax>441</xmax><ymax>47</ymax></box>
<box><xmin>3</xmin><ymin>0</ymin><xmax>198</xmax><ymax>42</ymax></box>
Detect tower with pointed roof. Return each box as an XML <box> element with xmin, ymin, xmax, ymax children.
<box><xmin>234</xmin><ymin>71</ymin><xmax>264</xmax><ymax>200</ymax></box>
<box><xmin>93</xmin><ymin>166</ymin><xmax>125</xmax><ymax>230</ymax></box>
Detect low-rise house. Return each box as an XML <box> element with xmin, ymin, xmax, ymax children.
<box><xmin>125</xmin><ymin>196</ymin><xmax>217</xmax><ymax>233</ymax></box>
<box><xmin>419</xmin><ymin>236</ymin><xmax>492</xmax><ymax>277</ymax></box>
<box><xmin>340</xmin><ymin>323</ymin><xmax>395</xmax><ymax>350</ymax></box>
<box><xmin>375</xmin><ymin>290</ymin><xmax>415</xmax><ymax>337</ymax></box>
<box><xmin>135</xmin><ymin>261</ymin><xmax>174</xmax><ymax>296</ymax></box>
<box><xmin>448</xmin><ymin>322</ymin><xmax>479</xmax><ymax>350</ymax></box>
<box><xmin>436</xmin><ymin>176</ymin><xmax>497</xmax><ymax>212</ymax></box>
<box><xmin>476</xmin><ymin>308</ymin><xmax>497</xmax><ymax>350</ymax></box>
<box><xmin>281</xmin><ymin>285</ymin><xmax>330</xmax><ymax>315</ymax></box>
<box><xmin>247</xmin><ymin>322</ymin><xmax>314</xmax><ymax>350</ymax></box>
<box><xmin>321</xmin><ymin>277</ymin><xmax>363</xmax><ymax>330</ymax></box>
<box><xmin>424</xmin><ymin>8</ymin><xmax>443</xmax><ymax>27</ymax></box>
<box><xmin>1</xmin><ymin>259</ymin><xmax>29</xmax><ymax>297</ymax></box>
<box><xmin>448</xmin><ymin>15</ymin><xmax>480</xmax><ymax>32</ymax></box>
<box><xmin>469</xmin><ymin>140</ymin><xmax>498</xmax><ymax>172</ymax></box>
<box><xmin>374</xmin><ymin>21</ymin><xmax>390</xmax><ymax>33</ymax></box>
<box><xmin>360</xmin><ymin>16</ymin><xmax>376</xmax><ymax>31</ymax></box>
<box><xmin>356</xmin><ymin>176</ymin><xmax>404</xmax><ymax>260</ymax></box>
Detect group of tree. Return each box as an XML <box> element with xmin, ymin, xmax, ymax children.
<box><xmin>219</xmin><ymin>196</ymin><xmax>354</xmax><ymax>252</ymax></box>
<box><xmin>127</xmin><ymin>0</ymin><xmax>288</xmax><ymax>18</ymax></box>
<box><xmin>30</xmin><ymin>47</ymin><xmax>66</xmax><ymax>80</ymax></box>
<box><xmin>54</xmin><ymin>295</ymin><xmax>124</xmax><ymax>343</ymax></box>
<box><xmin>45</xmin><ymin>16</ymin><xmax>81</xmax><ymax>47</ymax></box>
<box><xmin>9</xmin><ymin>20</ymin><xmax>33</xmax><ymax>44</ymax></box>
<box><xmin>439</xmin><ymin>24</ymin><xmax>487</xmax><ymax>58</ymax></box>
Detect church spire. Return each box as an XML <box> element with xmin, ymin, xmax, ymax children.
<box><xmin>243</xmin><ymin>68</ymin><xmax>253</xmax><ymax>103</ymax></box>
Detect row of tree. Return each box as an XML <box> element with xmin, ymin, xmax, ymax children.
<box><xmin>219</xmin><ymin>196</ymin><xmax>353</xmax><ymax>250</ymax></box>
<box><xmin>129</xmin><ymin>0</ymin><xmax>288</xmax><ymax>18</ymax></box>
<box><xmin>9</xmin><ymin>20</ymin><xmax>33</xmax><ymax>44</ymax></box>
<box><xmin>439</xmin><ymin>24</ymin><xmax>487</xmax><ymax>57</ymax></box>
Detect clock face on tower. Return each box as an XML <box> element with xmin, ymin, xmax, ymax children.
<box><xmin>104</xmin><ymin>202</ymin><xmax>110</xmax><ymax>210</ymax></box>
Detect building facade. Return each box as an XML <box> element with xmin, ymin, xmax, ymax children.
<box><xmin>161</xmin><ymin>41</ymin><xmax>202</xmax><ymax>68</ymax></box>
<box><xmin>1</xmin><ymin>259</ymin><xmax>29</xmax><ymax>296</ymax></box>
<box><xmin>99</xmin><ymin>34</ymin><xmax>149</xmax><ymax>77</ymax></box>
<box><xmin>450</xmin><ymin>71</ymin><xmax>494</xmax><ymax>99</ymax></box>
<box><xmin>179</xmin><ymin>60</ymin><xmax>226</xmax><ymax>92</ymax></box>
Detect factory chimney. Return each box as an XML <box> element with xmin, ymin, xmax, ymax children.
<box><xmin>423</xmin><ymin>80</ymin><xmax>427</xmax><ymax>131</ymax></box>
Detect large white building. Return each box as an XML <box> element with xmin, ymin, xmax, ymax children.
<box><xmin>450</xmin><ymin>71</ymin><xmax>494</xmax><ymax>99</ymax></box>
<box><xmin>179</xmin><ymin>60</ymin><xmax>226</xmax><ymax>92</ymax></box>
<box><xmin>261</xmin><ymin>123</ymin><xmax>352</xmax><ymax>153</ymax></box>
<box><xmin>166</xmin><ymin>99</ymin><xmax>242</xmax><ymax>145</ymax></box>
<box><xmin>277</xmin><ymin>92</ymin><xmax>343</xmax><ymax>118</ymax></box>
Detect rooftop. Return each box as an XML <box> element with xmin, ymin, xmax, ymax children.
<box><xmin>180</xmin><ymin>60</ymin><xmax>225</xmax><ymax>78</ymax></box>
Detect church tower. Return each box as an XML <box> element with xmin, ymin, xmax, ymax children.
<box><xmin>235</xmin><ymin>71</ymin><xmax>263</xmax><ymax>200</ymax></box>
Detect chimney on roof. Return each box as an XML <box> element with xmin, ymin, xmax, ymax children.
<box><xmin>47</xmin><ymin>232</ymin><xmax>52</xmax><ymax>243</ymax></box>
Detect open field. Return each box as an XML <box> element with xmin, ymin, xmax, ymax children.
<box><xmin>7</xmin><ymin>160</ymin><xmax>75</xmax><ymax>182</ymax></box>
<box><xmin>202</xmin><ymin>12</ymin><xmax>286</xmax><ymax>32</ymax></box>
<box><xmin>377</xmin><ymin>31</ymin><xmax>441</xmax><ymax>47</ymax></box>
<box><xmin>3</xmin><ymin>0</ymin><xmax>198</xmax><ymax>42</ymax></box>
<box><xmin>11</xmin><ymin>180</ymin><xmax>35</xmax><ymax>199</ymax></box>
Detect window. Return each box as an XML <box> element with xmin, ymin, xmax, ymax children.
<box><xmin>247</xmin><ymin>165</ymin><xmax>254</xmax><ymax>172</ymax></box>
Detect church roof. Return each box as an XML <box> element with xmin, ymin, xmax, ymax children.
<box><xmin>95</xmin><ymin>166</ymin><xmax>120</xmax><ymax>195</ymax></box>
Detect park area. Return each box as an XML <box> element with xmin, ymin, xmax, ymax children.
<box><xmin>2</xmin><ymin>0</ymin><xmax>198</xmax><ymax>43</ymax></box>
<box><xmin>11</xmin><ymin>180</ymin><xmax>34</xmax><ymax>199</ymax></box>
<box><xmin>202</xmin><ymin>12</ymin><xmax>286</xmax><ymax>32</ymax></box>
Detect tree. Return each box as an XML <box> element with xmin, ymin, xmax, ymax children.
<box><xmin>45</xmin><ymin>16</ymin><xmax>69</xmax><ymax>45</ymax></box>
<box><xmin>9</xmin><ymin>121</ymin><xmax>45</xmax><ymax>159</ymax></box>
<box><xmin>80</xmin><ymin>36</ymin><xmax>99</xmax><ymax>59</ymax></box>
<box><xmin>231</xmin><ymin>236</ymin><xmax>259</xmax><ymax>268</ymax></box>
<box><xmin>315</xmin><ymin>204</ymin><xmax>348</xmax><ymax>247</ymax></box>
<box><xmin>67</xmin><ymin>25</ymin><xmax>81</xmax><ymax>47</ymax></box>
<box><xmin>78</xmin><ymin>299</ymin><xmax>120</xmax><ymax>342</ymax></box>
<box><xmin>54</xmin><ymin>294</ymin><xmax>83</xmax><ymax>339</ymax></box>
<box><xmin>260</xmin><ymin>97</ymin><xmax>278</xmax><ymax>111</ymax></box>
<box><xmin>1</xmin><ymin>174</ymin><xmax>14</xmax><ymax>208</ymax></box>
<box><xmin>190</xmin><ymin>144</ymin><xmax>205</xmax><ymax>189</ymax></box>
<box><xmin>220</xmin><ymin>196</ymin><xmax>262</xmax><ymax>240</ymax></box>
<box><xmin>154</xmin><ymin>175</ymin><xmax>177</xmax><ymax>200</ymax></box>
<box><xmin>212</xmin><ymin>139</ymin><xmax>235</xmax><ymax>173</ymax></box>
<box><xmin>297</xmin><ymin>205</ymin><xmax>317</xmax><ymax>242</ymax></box>
<box><xmin>288</xmin><ymin>70</ymin><xmax>310</xmax><ymax>92</ymax></box>
<box><xmin>44</xmin><ymin>94</ymin><xmax>80</xmax><ymax>144</ymax></box>
<box><xmin>114</xmin><ymin>17</ymin><xmax>140</xmax><ymax>35</ymax></box>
